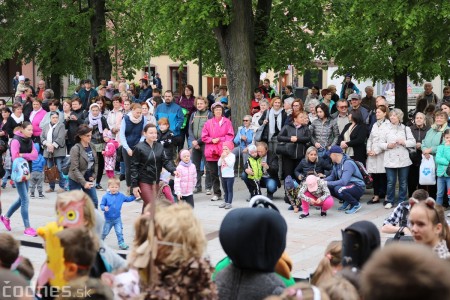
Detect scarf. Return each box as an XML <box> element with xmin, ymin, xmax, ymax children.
<box><xmin>46</xmin><ymin>122</ymin><xmax>58</xmax><ymax>145</ymax></box>
<box><xmin>179</xmin><ymin>160</ymin><xmax>192</xmax><ymax>167</ymax></box>
<box><xmin>268</xmin><ymin>108</ymin><xmax>283</xmax><ymax>140</ymax></box>
<box><xmin>30</xmin><ymin>107</ymin><xmax>43</xmax><ymax>123</ymax></box>
<box><xmin>88</xmin><ymin>112</ymin><xmax>104</xmax><ymax>133</ymax></box>
<box><xmin>376</xmin><ymin>119</ymin><xmax>384</xmax><ymax>126</ymax></box>
<box><xmin>128</xmin><ymin>112</ymin><xmax>143</xmax><ymax>124</ymax></box>
<box><xmin>11</xmin><ymin>113</ymin><xmax>24</xmax><ymax>124</ymax></box>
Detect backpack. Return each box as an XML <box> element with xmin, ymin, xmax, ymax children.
<box><xmin>352</xmin><ymin>160</ymin><xmax>373</xmax><ymax>189</ymax></box>
<box><xmin>11</xmin><ymin>157</ymin><xmax>30</xmax><ymax>182</ymax></box>
<box><xmin>61</xmin><ymin>155</ymin><xmax>71</xmax><ymax>176</ymax></box>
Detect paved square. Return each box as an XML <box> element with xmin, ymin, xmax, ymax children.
<box><xmin>1</xmin><ymin>176</ymin><xmax>392</xmax><ymax>282</ymax></box>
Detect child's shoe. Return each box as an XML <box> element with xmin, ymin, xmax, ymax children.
<box><xmin>30</xmin><ymin>193</ymin><xmax>35</xmax><ymax>199</ymax></box>
<box><xmin>119</xmin><ymin>243</ymin><xmax>129</xmax><ymax>250</ymax></box>
<box><xmin>38</xmin><ymin>194</ymin><xmax>45</xmax><ymax>199</ymax></box>
<box><xmin>0</xmin><ymin>215</ymin><xmax>11</xmax><ymax>231</ymax></box>
<box><xmin>299</xmin><ymin>213</ymin><xmax>309</xmax><ymax>219</ymax></box>
<box><xmin>24</xmin><ymin>227</ymin><xmax>37</xmax><ymax>237</ymax></box>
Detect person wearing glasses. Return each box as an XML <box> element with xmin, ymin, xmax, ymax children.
<box><xmin>36</xmin><ymin>80</ymin><xmax>46</xmax><ymax>100</ymax></box>
<box><xmin>348</xmin><ymin>93</ymin><xmax>369</xmax><ymax>125</ymax></box>
<box><xmin>408</xmin><ymin>198</ymin><xmax>450</xmax><ymax>259</ymax></box>
<box><xmin>331</xmin><ymin>99</ymin><xmax>350</xmax><ymax>134</ymax></box>
<box><xmin>233</xmin><ymin>115</ymin><xmax>253</xmax><ymax>168</ymax></box>
<box><xmin>320</xmin><ymin>88</ymin><xmax>337</xmax><ymax>114</ymax></box>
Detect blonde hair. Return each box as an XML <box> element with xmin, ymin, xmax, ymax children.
<box><xmin>107</xmin><ymin>177</ymin><xmax>120</xmax><ymax>187</ymax></box>
<box><xmin>311</xmin><ymin>241</ymin><xmax>342</xmax><ymax>285</ymax></box>
<box><xmin>55</xmin><ymin>191</ymin><xmax>96</xmax><ymax>230</ymax></box>
<box><xmin>318</xmin><ymin>276</ymin><xmax>359</xmax><ymax>300</ymax></box>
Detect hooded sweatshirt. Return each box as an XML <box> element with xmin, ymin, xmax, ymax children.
<box><xmin>216</xmin><ymin>208</ymin><xmax>287</xmax><ymax>299</ymax></box>
<box><xmin>31</xmin><ymin>143</ymin><xmax>46</xmax><ymax>173</ymax></box>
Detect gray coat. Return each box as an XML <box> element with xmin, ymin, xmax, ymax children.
<box><xmin>41</xmin><ymin>122</ymin><xmax>67</xmax><ymax>158</ymax></box>
<box><xmin>68</xmin><ymin>142</ymin><xmax>98</xmax><ymax>186</ymax></box>
<box><xmin>310</xmin><ymin>118</ymin><xmax>339</xmax><ymax>148</ymax></box>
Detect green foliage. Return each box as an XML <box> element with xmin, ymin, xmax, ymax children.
<box><xmin>321</xmin><ymin>0</ymin><xmax>450</xmax><ymax>82</ymax></box>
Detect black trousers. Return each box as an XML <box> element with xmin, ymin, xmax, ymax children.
<box><xmin>372</xmin><ymin>173</ymin><xmax>387</xmax><ymax>198</ymax></box>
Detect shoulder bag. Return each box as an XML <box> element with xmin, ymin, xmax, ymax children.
<box><xmin>44</xmin><ymin>154</ymin><xmax>60</xmax><ymax>183</ymax></box>
<box><xmin>254</xmin><ymin>111</ymin><xmax>269</xmax><ymax>142</ymax></box>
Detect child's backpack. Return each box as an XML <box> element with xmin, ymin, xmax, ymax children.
<box><xmin>11</xmin><ymin>157</ymin><xmax>30</xmax><ymax>182</ymax></box>
<box><xmin>61</xmin><ymin>155</ymin><xmax>71</xmax><ymax>176</ymax></box>
<box><xmin>352</xmin><ymin>160</ymin><xmax>373</xmax><ymax>189</ymax></box>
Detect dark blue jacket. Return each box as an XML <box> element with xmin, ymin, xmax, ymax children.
<box><xmin>137</xmin><ymin>87</ymin><xmax>153</xmax><ymax>103</ymax></box>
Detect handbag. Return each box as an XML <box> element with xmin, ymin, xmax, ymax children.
<box><xmin>446</xmin><ymin>164</ymin><xmax>450</xmax><ymax>176</ymax></box>
<box><xmin>254</xmin><ymin>111</ymin><xmax>269</xmax><ymax>142</ymax></box>
<box><xmin>403</xmin><ymin>126</ymin><xmax>416</xmax><ymax>155</ymax></box>
<box><xmin>276</xmin><ymin>142</ymin><xmax>297</xmax><ymax>158</ymax></box>
<box><xmin>44</xmin><ymin>157</ymin><xmax>60</xmax><ymax>183</ymax></box>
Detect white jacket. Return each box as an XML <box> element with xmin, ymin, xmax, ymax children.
<box><xmin>366</xmin><ymin>119</ymin><xmax>390</xmax><ymax>173</ymax></box>
<box><xmin>380</xmin><ymin>123</ymin><xmax>416</xmax><ymax>168</ymax></box>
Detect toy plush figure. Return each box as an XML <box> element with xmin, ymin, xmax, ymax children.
<box><xmin>56</xmin><ymin>198</ymin><xmax>85</xmax><ymax>228</ymax></box>
<box><xmin>102</xmin><ymin>269</ymin><xmax>140</xmax><ymax>300</ymax></box>
<box><xmin>36</xmin><ymin>222</ymin><xmax>65</xmax><ymax>288</ymax></box>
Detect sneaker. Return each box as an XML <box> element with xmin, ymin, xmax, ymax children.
<box><xmin>299</xmin><ymin>213</ymin><xmax>309</xmax><ymax>219</ymax></box>
<box><xmin>11</xmin><ymin>184</ymin><xmax>16</xmax><ymax>188</ymax></box>
<box><xmin>30</xmin><ymin>193</ymin><xmax>35</xmax><ymax>199</ymax></box>
<box><xmin>267</xmin><ymin>193</ymin><xmax>274</xmax><ymax>200</ymax></box>
<box><xmin>45</xmin><ymin>188</ymin><xmax>54</xmax><ymax>193</ymax></box>
<box><xmin>193</xmin><ymin>187</ymin><xmax>202</xmax><ymax>194</ymax></box>
<box><xmin>219</xmin><ymin>202</ymin><xmax>227</xmax><ymax>208</ymax></box>
<box><xmin>38</xmin><ymin>194</ymin><xmax>45</xmax><ymax>199</ymax></box>
<box><xmin>288</xmin><ymin>205</ymin><xmax>294</xmax><ymax>211</ymax></box>
<box><xmin>119</xmin><ymin>243</ymin><xmax>129</xmax><ymax>250</ymax></box>
<box><xmin>205</xmin><ymin>189</ymin><xmax>212</xmax><ymax>195</ymax></box>
<box><xmin>337</xmin><ymin>202</ymin><xmax>350</xmax><ymax>211</ymax></box>
<box><xmin>321</xmin><ymin>211</ymin><xmax>327</xmax><ymax>217</ymax></box>
<box><xmin>1</xmin><ymin>184</ymin><xmax>5</xmax><ymax>189</ymax></box>
<box><xmin>346</xmin><ymin>203</ymin><xmax>362</xmax><ymax>214</ymax></box>
<box><xmin>211</xmin><ymin>195</ymin><xmax>222</xmax><ymax>201</ymax></box>
<box><xmin>95</xmin><ymin>184</ymin><xmax>104</xmax><ymax>191</ymax></box>
<box><xmin>384</xmin><ymin>202</ymin><xmax>393</xmax><ymax>209</ymax></box>
<box><xmin>24</xmin><ymin>227</ymin><xmax>37</xmax><ymax>237</ymax></box>
<box><xmin>0</xmin><ymin>216</ymin><xmax>11</xmax><ymax>231</ymax></box>
<box><xmin>447</xmin><ymin>212</ymin><xmax>450</xmax><ymax>218</ymax></box>
<box><xmin>225</xmin><ymin>203</ymin><xmax>232</xmax><ymax>209</ymax></box>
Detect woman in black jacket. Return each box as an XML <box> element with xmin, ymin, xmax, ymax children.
<box><xmin>131</xmin><ymin>123</ymin><xmax>178</xmax><ymax>212</ymax></box>
<box><xmin>294</xmin><ymin>146</ymin><xmax>332</xmax><ymax>181</ymax></box>
<box><xmin>337</xmin><ymin>109</ymin><xmax>368</xmax><ymax>164</ymax></box>
<box><xmin>277</xmin><ymin>111</ymin><xmax>311</xmax><ymax>180</ymax></box>
<box><xmin>3</xmin><ymin>103</ymin><xmax>28</xmax><ymax>138</ymax></box>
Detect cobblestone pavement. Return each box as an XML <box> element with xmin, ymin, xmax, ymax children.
<box><xmin>1</xmin><ymin>176</ymin><xmax>393</xmax><ymax>283</ymax></box>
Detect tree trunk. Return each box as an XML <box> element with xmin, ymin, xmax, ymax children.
<box><xmin>214</xmin><ymin>0</ymin><xmax>259</xmax><ymax>130</ymax></box>
<box><xmin>393</xmin><ymin>67</ymin><xmax>408</xmax><ymax>123</ymax></box>
<box><xmin>89</xmin><ymin>0</ymin><xmax>112</xmax><ymax>86</ymax></box>
<box><xmin>49</xmin><ymin>73</ymin><xmax>62</xmax><ymax>99</ymax></box>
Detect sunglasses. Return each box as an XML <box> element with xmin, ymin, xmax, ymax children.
<box><xmin>339</xmin><ymin>106</ymin><xmax>348</xmax><ymax>108</ymax></box>
<box><xmin>243</xmin><ymin>120</ymin><xmax>250</xmax><ymax>122</ymax></box>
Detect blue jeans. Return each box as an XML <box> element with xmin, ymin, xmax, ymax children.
<box><xmin>436</xmin><ymin>176</ymin><xmax>450</xmax><ymax>205</ymax></box>
<box><xmin>330</xmin><ymin>184</ymin><xmax>365</xmax><ymax>207</ymax></box>
<box><xmin>68</xmin><ymin>178</ymin><xmax>99</xmax><ymax>208</ymax></box>
<box><xmin>6</xmin><ymin>181</ymin><xmax>30</xmax><ymax>228</ymax></box>
<box><xmin>241</xmin><ymin>172</ymin><xmax>277</xmax><ymax>196</ymax></box>
<box><xmin>386</xmin><ymin>167</ymin><xmax>409</xmax><ymax>205</ymax></box>
<box><xmin>2</xmin><ymin>169</ymin><xmax>11</xmax><ymax>186</ymax></box>
<box><xmin>221</xmin><ymin>177</ymin><xmax>234</xmax><ymax>204</ymax></box>
<box><xmin>47</xmin><ymin>156</ymin><xmax>66</xmax><ymax>190</ymax></box>
<box><xmin>101</xmin><ymin>217</ymin><xmax>124</xmax><ymax>245</ymax></box>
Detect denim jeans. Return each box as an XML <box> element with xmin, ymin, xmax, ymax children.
<box><xmin>191</xmin><ymin>145</ymin><xmax>211</xmax><ymax>190</ymax></box>
<box><xmin>221</xmin><ymin>177</ymin><xmax>234</xmax><ymax>204</ymax></box>
<box><xmin>330</xmin><ymin>184</ymin><xmax>365</xmax><ymax>207</ymax></box>
<box><xmin>68</xmin><ymin>178</ymin><xmax>99</xmax><ymax>208</ymax></box>
<box><xmin>101</xmin><ymin>217</ymin><xmax>124</xmax><ymax>245</ymax></box>
<box><xmin>47</xmin><ymin>156</ymin><xmax>66</xmax><ymax>190</ymax></box>
<box><xmin>241</xmin><ymin>172</ymin><xmax>277</xmax><ymax>196</ymax></box>
<box><xmin>6</xmin><ymin>181</ymin><xmax>31</xmax><ymax>228</ymax></box>
<box><xmin>386</xmin><ymin>166</ymin><xmax>409</xmax><ymax>205</ymax></box>
<box><xmin>2</xmin><ymin>169</ymin><xmax>11</xmax><ymax>186</ymax></box>
<box><xmin>436</xmin><ymin>176</ymin><xmax>450</xmax><ymax>205</ymax></box>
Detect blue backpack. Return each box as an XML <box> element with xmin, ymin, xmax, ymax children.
<box><xmin>11</xmin><ymin>157</ymin><xmax>31</xmax><ymax>182</ymax></box>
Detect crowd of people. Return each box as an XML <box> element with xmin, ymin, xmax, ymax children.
<box><xmin>0</xmin><ymin>74</ymin><xmax>450</xmax><ymax>299</ymax></box>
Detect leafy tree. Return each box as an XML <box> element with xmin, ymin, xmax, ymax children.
<box><xmin>320</xmin><ymin>0</ymin><xmax>450</xmax><ymax>118</ymax></box>
<box><xmin>114</xmin><ymin>0</ymin><xmax>327</xmax><ymax>128</ymax></box>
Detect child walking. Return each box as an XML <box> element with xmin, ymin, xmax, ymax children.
<box><xmin>102</xmin><ymin>130</ymin><xmax>119</xmax><ymax>179</ymax></box>
<box><xmin>435</xmin><ymin>128</ymin><xmax>450</xmax><ymax>206</ymax></box>
<box><xmin>1</xmin><ymin>149</ymin><xmax>15</xmax><ymax>189</ymax></box>
<box><xmin>30</xmin><ymin>143</ymin><xmax>45</xmax><ymax>199</ymax></box>
<box><xmin>100</xmin><ymin>177</ymin><xmax>136</xmax><ymax>250</ymax></box>
<box><xmin>174</xmin><ymin>150</ymin><xmax>196</xmax><ymax>207</ymax></box>
<box><xmin>244</xmin><ymin>145</ymin><xmax>263</xmax><ymax>198</ymax></box>
<box><xmin>218</xmin><ymin>141</ymin><xmax>235</xmax><ymax>209</ymax></box>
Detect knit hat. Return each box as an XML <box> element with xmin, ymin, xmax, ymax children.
<box><xmin>179</xmin><ymin>149</ymin><xmax>190</xmax><ymax>159</ymax></box>
<box><xmin>284</xmin><ymin>175</ymin><xmax>296</xmax><ymax>191</ymax></box>
<box><xmin>102</xmin><ymin>130</ymin><xmax>113</xmax><ymax>139</ymax></box>
<box><xmin>18</xmin><ymin>75</ymin><xmax>25</xmax><ymax>82</ymax></box>
<box><xmin>223</xmin><ymin>141</ymin><xmax>234</xmax><ymax>151</ymax></box>
<box><xmin>211</xmin><ymin>102</ymin><xmax>224</xmax><ymax>110</ymax></box>
<box><xmin>89</xmin><ymin>103</ymin><xmax>101</xmax><ymax>111</ymax></box>
<box><xmin>248</xmin><ymin>145</ymin><xmax>257</xmax><ymax>154</ymax></box>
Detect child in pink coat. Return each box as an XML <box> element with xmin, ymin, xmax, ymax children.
<box><xmin>174</xmin><ymin>149</ymin><xmax>197</xmax><ymax>207</ymax></box>
<box><xmin>102</xmin><ymin>130</ymin><xmax>119</xmax><ymax>179</ymax></box>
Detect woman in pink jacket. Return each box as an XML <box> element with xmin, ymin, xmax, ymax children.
<box><xmin>29</xmin><ymin>99</ymin><xmax>47</xmax><ymax>143</ymax></box>
<box><xmin>174</xmin><ymin>149</ymin><xmax>197</xmax><ymax>207</ymax></box>
<box><xmin>202</xmin><ymin>102</ymin><xmax>234</xmax><ymax>201</ymax></box>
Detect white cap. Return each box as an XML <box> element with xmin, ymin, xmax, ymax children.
<box><xmin>108</xmin><ymin>81</ymin><xmax>113</xmax><ymax>86</ymax></box>
<box><xmin>18</xmin><ymin>75</ymin><xmax>25</xmax><ymax>81</ymax></box>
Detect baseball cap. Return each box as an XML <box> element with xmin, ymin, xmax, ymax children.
<box><xmin>347</xmin><ymin>93</ymin><xmax>360</xmax><ymax>101</ymax></box>
<box><xmin>305</xmin><ymin>175</ymin><xmax>319</xmax><ymax>192</ymax></box>
<box><xmin>220</xmin><ymin>97</ymin><xmax>228</xmax><ymax>104</ymax></box>
<box><xmin>326</xmin><ymin>145</ymin><xmax>343</xmax><ymax>156</ymax></box>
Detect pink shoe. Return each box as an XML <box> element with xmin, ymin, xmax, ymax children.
<box><xmin>24</xmin><ymin>227</ymin><xmax>37</xmax><ymax>237</ymax></box>
<box><xmin>0</xmin><ymin>216</ymin><xmax>11</xmax><ymax>231</ymax></box>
